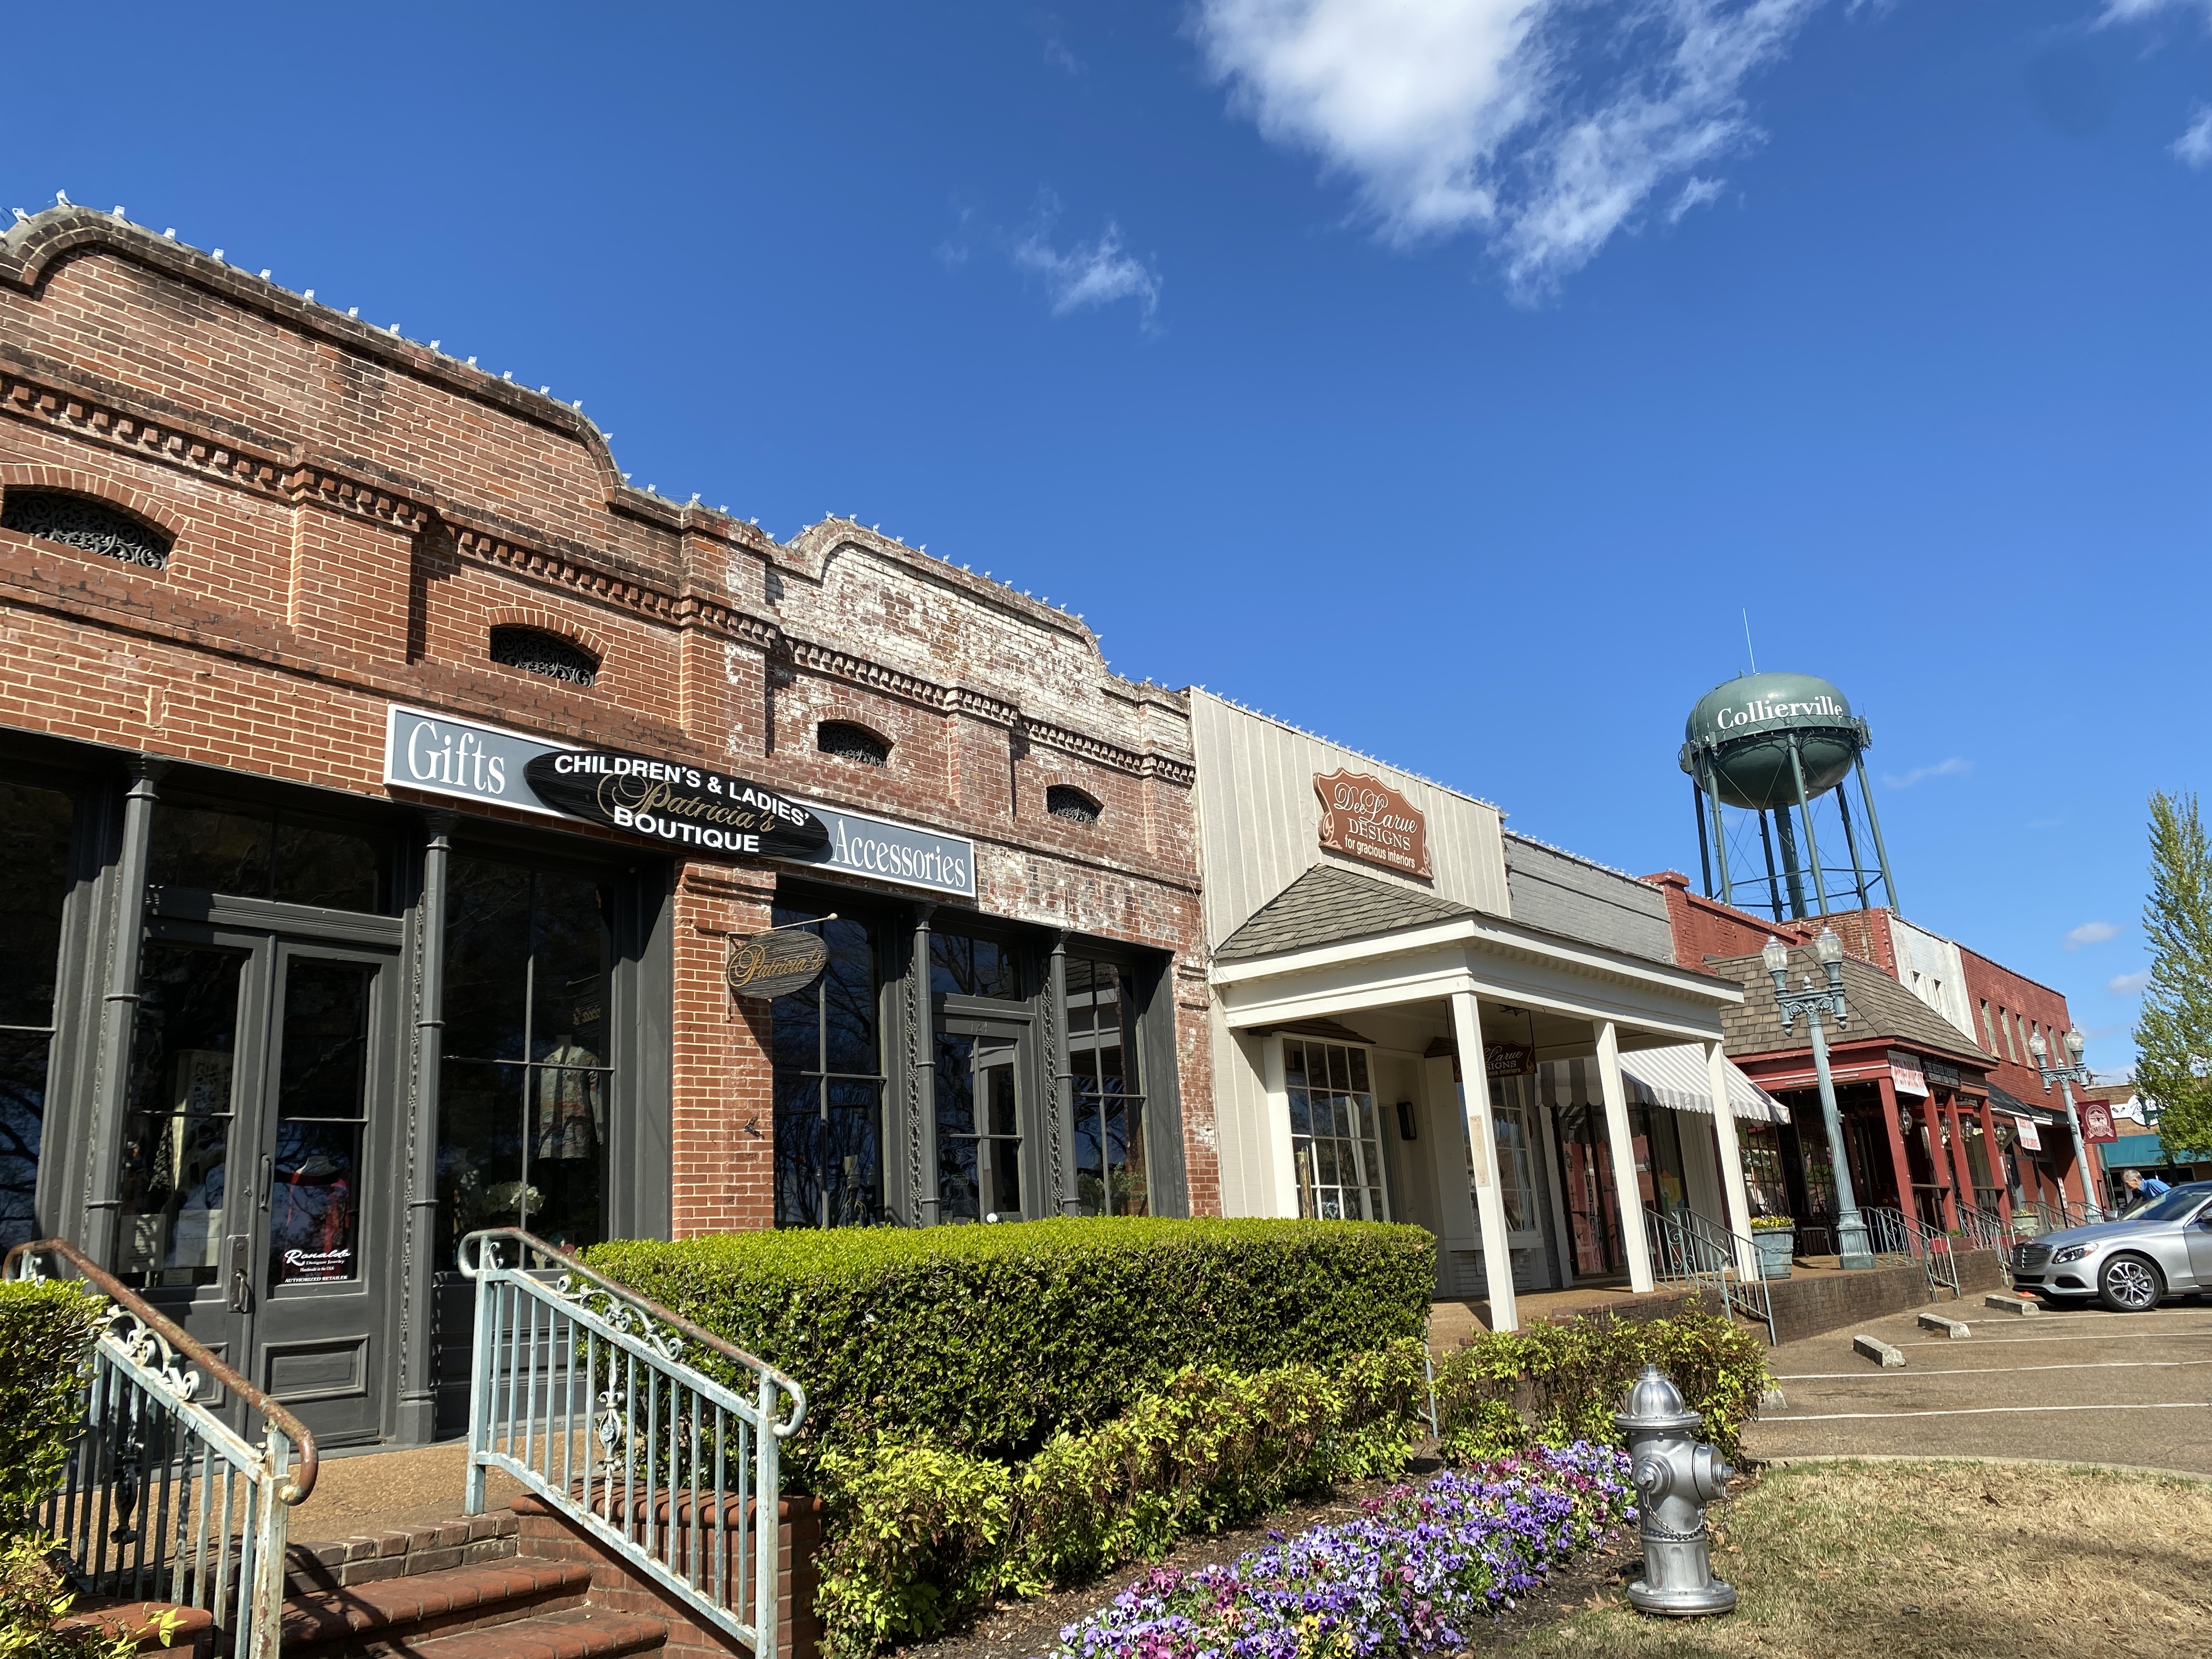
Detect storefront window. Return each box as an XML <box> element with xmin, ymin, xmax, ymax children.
<box><xmin>0</xmin><ymin>782</ymin><xmax>72</xmax><ymax>1252</ymax></box>
<box><xmin>771</xmin><ymin>906</ymin><xmax>883</xmax><ymax>1227</ymax></box>
<box><xmin>437</xmin><ymin>857</ymin><xmax>613</xmax><ymax>1256</ymax></box>
<box><xmin>269</xmin><ymin>958</ymin><xmax>370</xmax><ymax>1285</ymax></box>
<box><xmin>931</xmin><ymin>934</ymin><xmax>1021</xmax><ymax>1000</ymax></box>
<box><xmin>1069</xmin><ymin>957</ymin><xmax>1147</xmax><ymax>1216</ymax></box>
<box><xmin>1489</xmin><ymin>1079</ymin><xmax>1538</xmax><ymax>1231</ymax></box>
<box><xmin>1286</xmin><ymin>1039</ymin><xmax>1387</xmax><ymax>1221</ymax></box>
<box><xmin>151</xmin><ymin>799</ymin><xmax>389</xmax><ymax>913</ymax></box>
<box><xmin>1737</xmin><ymin>1122</ymin><xmax>1790</xmax><ymax>1218</ymax></box>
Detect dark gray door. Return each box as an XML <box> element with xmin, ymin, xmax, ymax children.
<box><xmin>115</xmin><ymin>924</ymin><xmax>398</xmax><ymax>1447</ymax></box>
<box><xmin>934</xmin><ymin>1014</ymin><xmax>1034</xmax><ymax>1222</ymax></box>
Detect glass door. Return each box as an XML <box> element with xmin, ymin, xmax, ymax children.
<box><xmin>935</xmin><ymin>1019</ymin><xmax>1029</xmax><ymax>1222</ymax></box>
<box><xmin>112</xmin><ymin>927</ymin><xmax>396</xmax><ymax>1445</ymax></box>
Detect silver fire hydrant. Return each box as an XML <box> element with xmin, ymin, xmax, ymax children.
<box><xmin>1613</xmin><ymin>1363</ymin><xmax>1736</xmax><ymax>1616</ymax></box>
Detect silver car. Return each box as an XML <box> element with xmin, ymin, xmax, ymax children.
<box><xmin>2010</xmin><ymin>1181</ymin><xmax>2212</xmax><ymax>1311</ymax></box>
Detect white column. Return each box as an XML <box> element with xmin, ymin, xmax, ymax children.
<box><xmin>1262</xmin><ymin>1035</ymin><xmax>1298</xmax><ymax>1218</ymax></box>
<box><xmin>1594</xmin><ymin>1019</ymin><xmax>1656</xmax><ymax>1294</ymax></box>
<box><xmin>1706</xmin><ymin>1040</ymin><xmax>1760</xmax><ymax>1282</ymax></box>
<box><xmin>1451</xmin><ymin>991</ymin><xmax>1519</xmax><ymax>1331</ymax></box>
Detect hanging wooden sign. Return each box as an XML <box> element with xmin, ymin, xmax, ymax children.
<box><xmin>1485</xmin><ymin>1042</ymin><xmax>1535</xmax><ymax>1079</ymax></box>
<box><xmin>726</xmin><ymin>926</ymin><xmax>830</xmax><ymax>1001</ymax></box>
<box><xmin>1314</xmin><ymin>769</ymin><xmax>1433</xmax><ymax>878</ymax></box>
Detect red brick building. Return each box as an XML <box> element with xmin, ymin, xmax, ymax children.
<box><xmin>1646</xmin><ymin>873</ymin><xmax>2100</xmax><ymax>1234</ymax></box>
<box><xmin>0</xmin><ymin>206</ymin><xmax>1210</xmax><ymax>1448</ymax></box>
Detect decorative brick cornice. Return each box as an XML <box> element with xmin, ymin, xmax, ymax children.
<box><xmin>1025</xmin><ymin>716</ymin><xmax>1196</xmax><ymax>785</ymax></box>
<box><xmin>783</xmin><ymin>638</ymin><xmax>946</xmax><ymax>712</ymax></box>
<box><xmin>1</xmin><ymin>362</ymin><xmax>294</xmax><ymax>504</ymax></box>
<box><xmin>454</xmin><ymin>527</ymin><xmax>677</xmax><ymax>619</ymax></box>
<box><xmin>281</xmin><ymin>464</ymin><xmax>432</xmax><ymax>533</ymax></box>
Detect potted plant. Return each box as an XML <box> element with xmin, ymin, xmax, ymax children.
<box><xmin>1749</xmin><ymin>1213</ymin><xmax>1796</xmax><ymax>1279</ymax></box>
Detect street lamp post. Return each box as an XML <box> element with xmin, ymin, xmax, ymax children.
<box><xmin>1765</xmin><ymin>928</ymin><xmax>1873</xmax><ymax>1270</ymax></box>
<box><xmin>2029</xmin><ymin>1027</ymin><xmax>2101</xmax><ymax>1225</ymax></box>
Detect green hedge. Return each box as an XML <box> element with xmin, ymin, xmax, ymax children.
<box><xmin>813</xmin><ymin>1343</ymin><xmax>1431</xmax><ymax>1657</ymax></box>
<box><xmin>0</xmin><ymin>1278</ymin><xmax>103</xmax><ymax>1537</ymax></box>
<box><xmin>585</xmin><ymin>1217</ymin><xmax>1434</xmax><ymax>1476</ymax></box>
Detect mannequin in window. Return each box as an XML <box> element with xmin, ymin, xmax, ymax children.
<box><xmin>535</xmin><ymin>1026</ymin><xmax>603</xmax><ymax>1245</ymax></box>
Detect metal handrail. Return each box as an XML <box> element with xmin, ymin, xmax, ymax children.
<box><xmin>459</xmin><ymin>1229</ymin><xmax>806</xmax><ymax>1659</ymax></box>
<box><xmin>1641</xmin><ymin>1207</ymin><xmax>1776</xmax><ymax>1345</ymax></box>
<box><xmin>1864</xmin><ymin>1206</ymin><xmax>1961</xmax><ymax>1298</ymax></box>
<box><xmin>4</xmin><ymin>1238</ymin><xmax>318</xmax><ymax>1659</ymax></box>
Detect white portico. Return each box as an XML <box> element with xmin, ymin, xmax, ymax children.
<box><xmin>1191</xmin><ymin>692</ymin><xmax>1758</xmax><ymax>1331</ymax></box>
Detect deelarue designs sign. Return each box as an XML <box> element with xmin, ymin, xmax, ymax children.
<box><xmin>1314</xmin><ymin>768</ymin><xmax>1433</xmax><ymax>879</ymax></box>
<box><xmin>524</xmin><ymin>750</ymin><xmax>828</xmax><ymax>860</ymax></box>
<box><xmin>726</xmin><ymin>926</ymin><xmax>829</xmax><ymax>1001</ymax></box>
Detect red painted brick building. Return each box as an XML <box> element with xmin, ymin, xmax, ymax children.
<box><xmin>0</xmin><ymin>207</ymin><xmax>1210</xmax><ymax>1448</ymax></box>
<box><xmin>1646</xmin><ymin>873</ymin><xmax>2100</xmax><ymax>1234</ymax></box>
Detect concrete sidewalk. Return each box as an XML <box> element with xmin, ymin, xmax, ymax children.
<box><xmin>1744</xmin><ymin>1297</ymin><xmax>2212</xmax><ymax>1476</ymax></box>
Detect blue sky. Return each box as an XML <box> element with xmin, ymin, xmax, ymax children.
<box><xmin>9</xmin><ymin>1</ymin><xmax>2207</xmax><ymax>1071</ymax></box>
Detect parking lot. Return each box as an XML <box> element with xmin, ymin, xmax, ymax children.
<box><xmin>1743</xmin><ymin>1295</ymin><xmax>2212</xmax><ymax>1476</ymax></box>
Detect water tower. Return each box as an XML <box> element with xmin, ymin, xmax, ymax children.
<box><xmin>1678</xmin><ymin>672</ymin><xmax>1899</xmax><ymax>921</ymax></box>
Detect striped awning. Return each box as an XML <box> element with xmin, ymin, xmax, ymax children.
<box><xmin>1537</xmin><ymin>1045</ymin><xmax>1789</xmax><ymax>1125</ymax></box>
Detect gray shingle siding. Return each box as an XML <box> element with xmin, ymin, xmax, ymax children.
<box><xmin>1214</xmin><ymin>862</ymin><xmax>1476</xmax><ymax>963</ymax></box>
<box><xmin>1502</xmin><ymin>835</ymin><xmax>1675</xmax><ymax>966</ymax></box>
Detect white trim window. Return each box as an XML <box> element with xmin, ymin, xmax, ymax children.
<box><xmin>1285</xmin><ymin>1037</ymin><xmax>1389</xmax><ymax>1221</ymax></box>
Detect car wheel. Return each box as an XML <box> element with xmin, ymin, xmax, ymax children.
<box><xmin>2098</xmin><ymin>1254</ymin><xmax>2163</xmax><ymax>1313</ymax></box>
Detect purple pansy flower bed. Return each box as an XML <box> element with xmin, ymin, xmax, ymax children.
<box><xmin>1039</xmin><ymin>1443</ymin><xmax>1635</xmax><ymax>1659</ymax></box>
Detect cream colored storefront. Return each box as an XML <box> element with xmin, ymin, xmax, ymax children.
<box><xmin>1192</xmin><ymin>691</ymin><xmax>1766</xmax><ymax>1330</ymax></box>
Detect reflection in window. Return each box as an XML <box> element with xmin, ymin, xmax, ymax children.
<box><xmin>1286</xmin><ymin>1039</ymin><xmax>1387</xmax><ymax>1221</ymax></box>
<box><xmin>150</xmin><ymin>799</ymin><xmax>388</xmax><ymax>913</ymax></box>
<box><xmin>0</xmin><ymin>782</ymin><xmax>74</xmax><ymax>1252</ymax></box>
<box><xmin>1069</xmin><ymin>957</ymin><xmax>1147</xmax><ymax>1216</ymax></box>
<box><xmin>936</xmin><ymin>1032</ymin><xmax>1020</xmax><ymax>1222</ymax></box>
<box><xmin>1475</xmin><ymin>1076</ymin><xmax>1538</xmax><ymax>1232</ymax></box>
<box><xmin>771</xmin><ymin>906</ymin><xmax>883</xmax><ymax>1228</ymax></box>
<box><xmin>115</xmin><ymin>945</ymin><xmax>243</xmax><ymax>1287</ymax></box>
<box><xmin>1737</xmin><ymin>1122</ymin><xmax>1789</xmax><ymax>1218</ymax></box>
<box><xmin>931</xmin><ymin>933</ymin><xmax>1020</xmax><ymax>1001</ymax></box>
<box><xmin>270</xmin><ymin>958</ymin><xmax>372</xmax><ymax>1285</ymax></box>
<box><xmin>437</xmin><ymin>857</ymin><xmax>613</xmax><ymax>1257</ymax></box>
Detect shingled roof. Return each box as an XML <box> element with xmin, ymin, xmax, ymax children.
<box><xmin>1707</xmin><ymin>944</ymin><xmax>1989</xmax><ymax>1064</ymax></box>
<box><xmin>1215</xmin><ymin>862</ymin><xmax>1476</xmax><ymax>963</ymax></box>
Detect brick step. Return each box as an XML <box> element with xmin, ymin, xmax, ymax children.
<box><xmin>285</xmin><ymin>1513</ymin><xmax>521</xmax><ymax>1595</ymax></box>
<box><xmin>279</xmin><ymin>1558</ymin><xmax>597</xmax><ymax>1656</ymax></box>
<box><xmin>394</xmin><ymin>1607</ymin><xmax>668</xmax><ymax>1659</ymax></box>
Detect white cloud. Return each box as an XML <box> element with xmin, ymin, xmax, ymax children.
<box><xmin>1012</xmin><ymin>213</ymin><xmax>1163</xmax><ymax>326</ymax></box>
<box><xmin>1880</xmin><ymin>756</ymin><xmax>1970</xmax><ymax>788</ymax></box>
<box><xmin>2175</xmin><ymin>106</ymin><xmax>2212</xmax><ymax>166</ymax></box>
<box><xmin>2108</xmin><ymin>969</ymin><xmax>2152</xmax><ymax>996</ymax></box>
<box><xmin>1192</xmin><ymin>0</ymin><xmax>1824</xmax><ymax>297</ymax></box>
<box><xmin>2066</xmin><ymin>920</ymin><xmax>2121</xmax><ymax>949</ymax></box>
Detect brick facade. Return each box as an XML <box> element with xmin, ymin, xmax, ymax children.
<box><xmin>0</xmin><ymin>206</ymin><xmax>1212</xmax><ymax>1240</ymax></box>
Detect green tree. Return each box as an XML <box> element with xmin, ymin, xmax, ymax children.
<box><xmin>2135</xmin><ymin>791</ymin><xmax>2212</xmax><ymax>1159</ymax></box>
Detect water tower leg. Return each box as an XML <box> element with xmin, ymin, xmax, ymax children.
<box><xmin>1693</xmin><ymin>776</ymin><xmax>1714</xmax><ymax>898</ymax></box>
<box><xmin>1836</xmin><ymin>786</ymin><xmax>1871</xmax><ymax>909</ymax></box>
<box><xmin>1708</xmin><ymin>780</ymin><xmax>1735</xmax><ymax>908</ymax></box>
<box><xmin>1772</xmin><ymin>805</ymin><xmax>1809</xmax><ymax>919</ymax></box>
<box><xmin>1853</xmin><ymin>755</ymin><xmax>1901</xmax><ymax>915</ymax></box>
<box><xmin>1786</xmin><ymin>736</ymin><xmax>1830</xmax><ymax>917</ymax></box>
<box><xmin>1757</xmin><ymin>810</ymin><xmax>1786</xmax><ymax>921</ymax></box>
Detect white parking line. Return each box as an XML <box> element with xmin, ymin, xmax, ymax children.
<box><xmin>1768</xmin><ymin>1401</ymin><xmax>2211</xmax><ymax>1421</ymax></box>
<box><xmin>1776</xmin><ymin>1358</ymin><xmax>2212</xmax><ymax>1381</ymax></box>
<box><xmin>1897</xmin><ymin>1331</ymin><xmax>2212</xmax><ymax>1347</ymax></box>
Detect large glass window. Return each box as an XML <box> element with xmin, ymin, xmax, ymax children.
<box><xmin>1286</xmin><ymin>1039</ymin><xmax>1387</xmax><ymax>1221</ymax></box>
<box><xmin>150</xmin><ymin>799</ymin><xmax>389</xmax><ymax>913</ymax></box>
<box><xmin>1488</xmin><ymin>1077</ymin><xmax>1538</xmax><ymax>1232</ymax></box>
<box><xmin>437</xmin><ymin>857</ymin><xmax>613</xmax><ymax>1257</ymax></box>
<box><xmin>0</xmin><ymin>782</ymin><xmax>72</xmax><ymax>1252</ymax></box>
<box><xmin>269</xmin><ymin>958</ymin><xmax>371</xmax><ymax>1285</ymax></box>
<box><xmin>1737</xmin><ymin>1122</ymin><xmax>1790</xmax><ymax>1218</ymax></box>
<box><xmin>770</xmin><ymin>906</ymin><xmax>883</xmax><ymax>1227</ymax></box>
<box><xmin>930</xmin><ymin>933</ymin><xmax>1021</xmax><ymax>1000</ymax></box>
<box><xmin>1069</xmin><ymin>957</ymin><xmax>1147</xmax><ymax>1216</ymax></box>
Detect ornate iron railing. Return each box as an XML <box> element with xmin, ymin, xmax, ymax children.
<box><xmin>459</xmin><ymin>1229</ymin><xmax>807</xmax><ymax>1659</ymax></box>
<box><xmin>1641</xmin><ymin>1207</ymin><xmax>1776</xmax><ymax>1345</ymax></box>
<box><xmin>1864</xmin><ymin>1206</ymin><xmax>1960</xmax><ymax>1298</ymax></box>
<box><xmin>3</xmin><ymin>1238</ymin><xmax>317</xmax><ymax>1659</ymax></box>
<box><xmin>1954</xmin><ymin>1205</ymin><xmax>2008</xmax><ymax>1256</ymax></box>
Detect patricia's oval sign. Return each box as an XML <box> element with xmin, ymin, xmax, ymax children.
<box><xmin>523</xmin><ymin>751</ymin><xmax>830</xmax><ymax>860</ymax></box>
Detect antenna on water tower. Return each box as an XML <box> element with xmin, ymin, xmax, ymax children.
<box><xmin>1680</xmin><ymin>672</ymin><xmax>1900</xmax><ymax>924</ymax></box>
